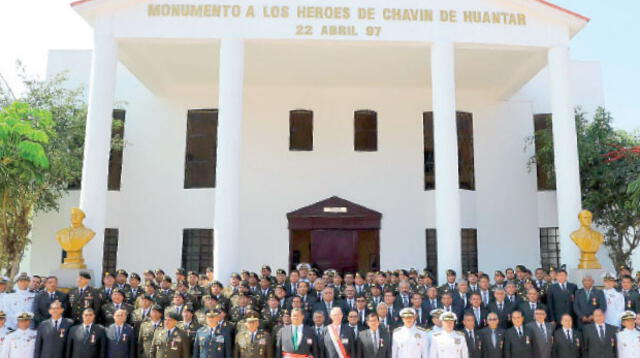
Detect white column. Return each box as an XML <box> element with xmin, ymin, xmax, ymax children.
<box><xmin>548</xmin><ymin>46</ymin><xmax>582</xmax><ymax>268</ymax></box>
<box><xmin>213</xmin><ymin>38</ymin><xmax>245</xmax><ymax>281</ymax></box>
<box><xmin>431</xmin><ymin>41</ymin><xmax>462</xmax><ymax>283</ymax></box>
<box><xmin>79</xmin><ymin>14</ymin><xmax>117</xmax><ymax>281</ymax></box>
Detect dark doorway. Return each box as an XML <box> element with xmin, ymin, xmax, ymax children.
<box><xmin>287</xmin><ymin>196</ymin><xmax>381</xmax><ymax>273</ymax></box>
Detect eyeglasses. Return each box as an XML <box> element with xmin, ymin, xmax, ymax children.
<box><xmin>487</xmin><ymin>318</ymin><xmax>498</xmax><ymax>321</ymax></box>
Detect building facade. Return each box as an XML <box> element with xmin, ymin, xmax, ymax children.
<box><xmin>27</xmin><ymin>0</ymin><xmax>611</xmax><ymax>283</ymax></box>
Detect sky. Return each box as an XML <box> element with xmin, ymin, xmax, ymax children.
<box><xmin>0</xmin><ymin>0</ymin><xmax>638</xmax><ymax>132</ymax></box>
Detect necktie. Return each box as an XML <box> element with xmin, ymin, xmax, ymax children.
<box><xmin>483</xmin><ymin>292</ymin><xmax>488</xmax><ymax>304</ymax></box>
<box><xmin>586</xmin><ymin>289</ymin><xmax>591</xmax><ymax>300</ymax></box>
<box><xmin>85</xmin><ymin>325</ymin><xmax>90</xmax><ymax>337</ymax></box>
<box><xmin>566</xmin><ymin>329</ymin><xmax>571</xmax><ymax>341</ymax></box>
<box><xmin>517</xmin><ymin>328</ymin><xmax>522</xmax><ymax>337</ymax></box>
<box><xmin>562</xmin><ymin>283</ymin><xmax>566</xmax><ymax>291</ymax></box>
<box><xmin>539</xmin><ymin>323</ymin><xmax>547</xmax><ymax>342</ymax></box>
<box><xmin>293</xmin><ymin>326</ymin><xmax>299</xmax><ymax>350</ymax></box>
<box><xmin>374</xmin><ymin>330</ymin><xmax>379</xmax><ymax>352</ymax></box>
<box><xmin>599</xmin><ymin>325</ymin><xmax>605</xmax><ymax>340</ymax></box>
<box><xmin>403</xmin><ymin>296</ymin><xmax>408</xmax><ymax>306</ymax></box>
<box><xmin>50</xmin><ymin>293</ymin><xmax>55</xmax><ymax>301</ymax></box>
<box><xmin>117</xmin><ymin>326</ymin><xmax>122</xmax><ymax>341</ymax></box>
<box><xmin>531</xmin><ymin>303</ymin><xmax>535</xmax><ymax>311</ymax></box>
<box><xmin>317</xmin><ymin>327</ymin><xmax>322</xmax><ymax>336</ymax></box>
<box><xmin>167</xmin><ymin>329</ymin><xmax>173</xmax><ymax>343</ymax></box>
<box><xmin>80</xmin><ymin>288</ymin><xmax>84</xmax><ymax>296</ymax></box>
<box><xmin>491</xmin><ymin>329</ymin><xmax>496</xmax><ymax>348</ymax></box>
<box><xmin>468</xmin><ymin>330</ymin><xmax>474</xmax><ymax>345</ymax></box>
<box><xmin>251</xmin><ymin>332</ymin><xmax>255</xmax><ymax>343</ymax></box>
<box><xmin>498</xmin><ymin>303</ymin><xmax>503</xmax><ymax>311</ymax></box>
<box><xmin>475</xmin><ymin>308</ymin><xmax>480</xmax><ymax>323</ymax></box>
<box><xmin>54</xmin><ymin>320</ymin><xmax>59</xmax><ymax>330</ymax></box>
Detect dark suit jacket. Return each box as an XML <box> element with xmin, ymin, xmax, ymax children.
<box><xmin>573</xmin><ymin>288</ymin><xmax>607</xmax><ymax>325</ymax></box>
<box><xmin>463</xmin><ymin>328</ymin><xmax>481</xmax><ymax>358</ymax></box>
<box><xmin>322</xmin><ymin>324</ymin><xmax>357</xmax><ymax>358</ymax></box>
<box><xmin>34</xmin><ymin>290</ymin><xmax>69</xmax><ymax>325</ymax></box>
<box><xmin>478</xmin><ymin>327</ymin><xmax>505</xmax><ymax>358</ymax></box>
<box><xmin>66</xmin><ymin>323</ymin><xmax>107</xmax><ymax>358</ymax></box>
<box><xmin>275</xmin><ymin>325</ymin><xmax>319</xmax><ymax>357</ymax></box>
<box><xmin>525</xmin><ymin>321</ymin><xmax>554</xmax><ymax>358</ymax></box>
<box><xmin>312</xmin><ymin>300</ymin><xmax>344</xmax><ymax>325</ymax></box>
<box><xmin>503</xmin><ymin>326</ymin><xmax>534</xmax><ymax>358</ymax></box>
<box><xmin>547</xmin><ymin>282</ymin><xmax>578</xmax><ymax>322</ymax></box>
<box><xmin>553</xmin><ymin>328</ymin><xmax>582</xmax><ymax>358</ymax></box>
<box><xmin>464</xmin><ymin>306</ymin><xmax>489</xmax><ymax>329</ymax></box>
<box><xmin>105</xmin><ymin>323</ymin><xmax>136</xmax><ymax>358</ymax></box>
<box><xmin>357</xmin><ymin>328</ymin><xmax>391</xmax><ymax>358</ymax></box>
<box><xmin>517</xmin><ymin>301</ymin><xmax>549</xmax><ymax>323</ymax></box>
<box><xmin>486</xmin><ymin>301</ymin><xmax>515</xmax><ymax>329</ymax></box>
<box><xmin>582</xmin><ymin>323</ymin><xmax>617</xmax><ymax>358</ymax></box>
<box><xmin>35</xmin><ymin>317</ymin><xmax>74</xmax><ymax>358</ymax></box>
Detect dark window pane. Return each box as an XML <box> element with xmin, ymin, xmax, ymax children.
<box><xmin>354</xmin><ymin>110</ymin><xmax>377</xmax><ymax>151</ymax></box>
<box><xmin>423</xmin><ymin>112</ymin><xmax>435</xmax><ymax>190</ymax></box>
<box><xmin>426</xmin><ymin>229</ymin><xmax>438</xmax><ymax>284</ymax></box>
<box><xmin>457</xmin><ymin>112</ymin><xmax>475</xmax><ymax>190</ymax></box>
<box><xmin>539</xmin><ymin>227</ymin><xmax>560</xmax><ymax>270</ymax></box>
<box><xmin>184</xmin><ymin>109</ymin><xmax>218</xmax><ymax>188</ymax></box>
<box><xmin>102</xmin><ymin>228</ymin><xmax>119</xmax><ymax>274</ymax></box>
<box><xmin>107</xmin><ymin>109</ymin><xmax>126</xmax><ymax>191</ymax></box>
<box><xmin>461</xmin><ymin>229</ymin><xmax>478</xmax><ymax>273</ymax></box>
<box><xmin>533</xmin><ymin>114</ymin><xmax>556</xmax><ymax>190</ymax></box>
<box><xmin>182</xmin><ymin>229</ymin><xmax>214</xmax><ymax>273</ymax></box>
<box><xmin>290</xmin><ymin>110</ymin><xmax>313</xmax><ymax>151</ymax></box>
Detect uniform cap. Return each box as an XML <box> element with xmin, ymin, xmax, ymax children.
<box><xmin>166</xmin><ymin>310</ymin><xmax>181</xmax><ymax>321</ymax></box>
<box><xmin>430</xmin><ymin>308</ymin><xmax>445</xmax><ymax>318</ymax></box>
<box><xmin>621</xmin><ymin>310</ymin><xmax>636</xmax><ymax>321</ymax></box>
<box><xmin>130</xmin><ymin>273</ymin><xmax>141</xmax><ymax>281</ymax></box>
<box><xmin>440</xmin><ymin>312</ymin><xmax>457</xmax><ymax>321</ymax></box>
<box><xmin>0</xmin><ymin>311</ymin><xmax>6</xmax><ymax>319</ymax></box>
<box><xmin>116</xmin><ymin>269</ymin><xmax>128</xmax><ymax>277</ymax></box>
<box><xmin>245</xmin><ymin>310</ymin><xmax>260</xmax><ymax>322</ymax></box>
<box><xmin>276</xmin><ymin>269</ymin><xmax>286</xmax><ymax>275</ymax></box>
<box><xmin>175</xmin><ymin>268</ymin><xmax>186</xmax><ymax>275</ymax></box>
<box><xmin>603</xmin><ymin>272</ymin><xmax>617</xmax><ymax>281</ymax></box>
<box><xmin>446</xmin><ymin>269</ymin><xmax>456</xmax><ymax>276</ymax></box>
<box><xmin>103</xmin><ymin>271</ymin><xmax>115</xmax><ymax>279</ymax></box>
<box><xmin>17</xmin><ymin>312</ymin><xmax>33</xmax><ymax>320</ymax></box>
<box><xmin>15</xmin><ymin>272</ymin><xmax>30</xmax><ymax>281</ymax></box>
<box><xmin>206</xmin><ymin>309</ymin><xmax>222</xmax><ymax>318</ymax></box>
<box><xmin>399</xmin><ymin>307</ymin><xmax>416</xmax><ymax>318</ymax></box>
<box><xmin>261</xmin><ymin>265</ymin><xmax>272</xmax><ymax>271</ymax></box>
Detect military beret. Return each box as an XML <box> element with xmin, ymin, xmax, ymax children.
<box><xmin>163</xmin><ymin>276</ymin><xmax>172</xmax><ymax>283</ymax></box>
<box><xmin>515</xmin><ymin>265</ymin><xmax>526</xmax><ymax>272</ymax></box>
<box><xmin>399</xmin><ymin>308</ymin><xmax>416</xmax><ymax>318</ymax></box>
<box><xmin>15</xmin><ymin>272</ymin><xmax>30</xmax><ymax>281</ymax></box>
<box><xmin>621</xmin><ymin>310</ymin><xmax>636</xmax><ymax>321</ymax></box>
<box><xmin>0</xmin><ymin>311</ymin><xmax>5</xmax><ymax>319</ymax></box>
<box><xmin>143</xmin><ymin>269</ymin><xmax>155</xmax><ymax>276</ymax></box>
<box><xmin>440</xmin><ymin>312</ymin><xmax>457</xmax><ymax>322</ymax></box>
<box><xmin>446</xmin><ymin>269</ymin><xmax>456</xmax><ymax>276</ymax></box>
<box><xmin>245</xmin><ymin>311</ymin><xmax>260</xmax><ymax>322</ymax></box>
<box><xmin>262</xmin><ymin>265</ymin><xmax>272</xmax><ymax>271</ymax></box>
<box><xmin>103</xmin><ymin>271</ymin><xmax>115</xmax><ymax>279</ymax></box>
<box><xmin>281</xmin><ymin>309</ymin><xmax>290</xmax><ymax>316</ymax></box>
<box><xmin>175</xmin><ymin>268</ymin><xmax>186</xmax><ymax>275</ymax></box>
<box><xmin>116</xmin><ymin>269</ymin><xmax>128</xmax><ymax>277</ymax></box>
<box><xmin>276</xmin><ymin>269</ymin><xmax>286</xmax><ymax>275</ymax></box>
<box><xmin>548</xmin><ymin>266</ymin><xmax>555</xmax><ymax>272</ymax></box>
<box><xmin>17</xmin><ymin>312</ymin><xmax>33</xmax><ymax>320</ymax></box>
<box><xmin>79</xmin><ymin>271</ymin><xmax>92</xmax><ymax>280</ymax></box>
<box><xmin>155</xmin><ymin>268</ymin><xmax>165</xmax><ymax>275</ymax></box>
<box><xmin>130</xmin><ymin>273</ymin><xmax>141</xmax><ymax>281</ymax></box>
<box><xmin>166</xmin><ymin>310</ymin><xmax>181</xmax><ymax>321</ymax></box>
<box><xmin>151</xmin><ymin>304</ymin><xmax>164</xmax><ymax>313</ymax></box>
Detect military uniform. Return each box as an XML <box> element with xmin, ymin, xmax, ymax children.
<box><xmin>234</xmin><ymin>329</ymin><xmax>273</xmax><ymax>358</ymax></box>
<box><xmin>177</xmin><ymin>319</ymin><xmax>201</xmax><ymax>345</ymax></box>
<box><xmin>67</xmin><ymin>286</ymin><xmax>102</xmax><ymax>323</ymax></box>
<box><xmin>392</xmin><ymin>324</ymin><xmax>430</xmax><ymax>357</ymax></box>
<box><xmin>138</xmin><ymin>320</ymin><xmax>163</xmax><ymax>358</ymax></box>
<box><xmin>429</xmin><ymin>330</ymin><xmax>468</xmax><ymax>357</ymax></box>
<box><xmin>0</xmin><ymin>328</ymin><xmax>37</xmax><ymax>358</ymax></box>
<box><xmin>0</xmin><ymin>326</ymin><xmax>11</xmax><ymax>351</ymax></box>
<box><xmin>617</xmin><ymin>328</ymin><xmax>640</xmax><ymax>358</ymax></box>
<box><xmin>151</xmin><ymin>326</ymin><xmax>191</xmax><ymax>358</ymax></box>
<box><xmin>194</xmin><ymin>325</ymin><xmax>233</xmax><ymax>358</ymax></box>
<box><xmin>2</xmin><ymin>289</ymin><xmax>35</xmax><ymax>329</ymax></box>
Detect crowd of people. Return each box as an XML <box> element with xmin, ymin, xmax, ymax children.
<box><xmin>0</xmin><ymin>262</ymin><xmax>640</xmax><ymax>357</ymax></box>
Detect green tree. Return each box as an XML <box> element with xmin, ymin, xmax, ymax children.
<box><xmin>530</xmin><ymin>107</ymin><xmax>640</xmax><ymax>270</ymax></box>
<box><xmin>0</xmin><ymin>67</ymin><xmax>88</xmax><ymax>281</ymax></box>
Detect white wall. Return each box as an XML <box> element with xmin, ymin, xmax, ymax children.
<box><xmin>29</xmin><ymin>50</ymin><xmax>609</xmax><ymax>278</ymax></box>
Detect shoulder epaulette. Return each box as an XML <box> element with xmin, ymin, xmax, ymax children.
<box><xmin>433</xmin><ymin>332</ymin><xmax>441</xmax><ymax>336</ymax></box>
<box><xmin>417</xmin><ymin>326</ymin><xmax>428</xmax><ymax>332</ymax></box>
<box><xmin>393</xmin><ymin>327</ymin><xmax>402</xmax><ymax>333</ymax></box>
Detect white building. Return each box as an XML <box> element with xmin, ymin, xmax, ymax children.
<box><xmin>27</xmin><ymin>0</ymin><xmax>611</xmax><ymax>283</ymax></box>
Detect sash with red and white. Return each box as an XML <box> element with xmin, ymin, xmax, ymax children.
<box><xmin>327</xmin><ymin>325</ymin><xmax>350</xmax><ymax>358</ymax></box>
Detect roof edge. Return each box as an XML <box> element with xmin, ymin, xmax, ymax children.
<box><xmin>534</xmin><ymin>0</ymin><xmax>590</xmax><ymax>22</ymax></box>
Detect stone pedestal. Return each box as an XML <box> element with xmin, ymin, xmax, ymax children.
<box><xmin>569</xmin><ymin>268</ymin><xmax>607</xmax><ymax>287</ymax></box>
<box><xmin>51</xmin><ymin>268</ymin><xmax>95</xmax><ymax>289</ymax></box>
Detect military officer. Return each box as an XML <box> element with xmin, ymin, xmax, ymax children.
<box><xmin>132</xmin><ymin>294</ymin><xmax>154</xmax><ymax>333</ymax></box>
<box><xmin>127</xmin><ymin>273</ymin><xmax>145</xmax><ymax>305</ymax></box>
<box><xmin>0</xmin><ymin>312</ymin><xmax>11</xmax><ymax>351</ymax></box>
<box><xmin>392</xmin><ymin>307</ymin><xmax>429</xmax><ymax>357</ymax></box>
<box><xmin>115</xmin><ymin>269</ymin><xmax>132</xmax><ymax>292</ymax></box>
<box><xmin>0</xmin><ymin>312</ymin><xmax>36</xmax><ymax>358</ymax></box>
<box><xmin>101</xmin><ymin>288</ymin><xmax>134</xmax><ymax>325</ymax></box>
<box><xmin>429</xmin><ymin>312</ymin><xmax>468</xmax><ymax>357</ymax></box>
<box><xmin>194</xmin><ymin>309</ymin><xmax>233</xmax><ymax>358</ymax></box>
<box><xmin>234</xmin><ymin>310</ymin><xmax>274</xmax><ymax>358</ymax></box>
<box><xmin>99</xmin><ymin>271</ymin><xmax>117</xmax><ymax>303</ymax></box>
<box><xmin>177</xmin><ymin>304</ymin><xmax>201</xmax><ymax>345</ymax></box>
<box><xmin>67</xmin><ymin>271</ymin><xmax>102</xmax><ymax>323</ymax></box>
<box><xmin>3</xmin><ymin>273</ymin><xmax>36</xmax><ymax>330</ymax></box>
<box><xmin>138</xmin><ymin>304</ymin><xmax>164</xmax><ymax>358</ymax></box>
<box><xmin>150</xmin><ymin>310</ymin><xmax>191</xmax><ymax>358</ymax></box>
<box><xmin>617</xmin><ymin>310</ymin><xmax>640</xmax><ymax>358</ymax></box>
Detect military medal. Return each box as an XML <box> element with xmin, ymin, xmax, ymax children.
<box><xmin>259</xmin><ymin>338</ymin><xmax>266</xmax><ymax>345</ymax></box>
<box><xmin>122</xmin><ymin>334</ymin><xmax>127</xmax><ymax>342</ymax></box>
<box><xmin>59</xmin><ymin>328</ymin><xmax>65</xmax><ymax>338</ymax></box>
<box><xmin>525</xmin><ymin>336</ymin><xmax>530</xmax><ymax>344</ymax></box>
<box><xmin>454</xmin><ymin>338</ymin><xmax>461</xmax><ymax>344</ymax></box>
<box><xmin>379</xmin><ymin>338</ymin><xmax>384</xmax><ymax>347</ymax></box>
<box><xmin>415</xmin><ymin>333</ymin><xmax>420</xmax><ymax>339</ymax></box>
<box><xmin>576</xmin><ymin>338</ymin><xmax>580</xmax><ymax>347</ymax></box>
<box><xmin>91</xmin><ymin>334</ymin><xmax>95</xmax><ymax>343</ymax></box>
<box><xmin>611</xmin><ymin>338</ymin><xmax>615</xmax><ymax>347</ymax></box>
<box><xmin>593</xmin><ymin>297</ymin><xmax>598</xmax><ymax>306</ymax></box>
<box><xmin>628</xmin><ymin>299</ymin><xmax>632</xmax><ymax>308</ymax></box>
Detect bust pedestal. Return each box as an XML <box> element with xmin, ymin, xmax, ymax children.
<box><xmin>51</xmin><ymin>268</ymin><xmax>95</xmax><ymax>289</ymax></box>
<box><xmin>569</xmin><ymin>268</ymin><xmax>606</xmax><ymax>288</ymax></box>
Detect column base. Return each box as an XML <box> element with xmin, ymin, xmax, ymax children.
<box><xmin>51</xmin><ymin>268</ymin><xmax>96</xmax><ymax>289</ymax></box>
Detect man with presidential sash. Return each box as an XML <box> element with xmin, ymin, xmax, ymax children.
<box><xmin>321</xmin><ymin>307</ymin><xmax>357</xmax><ymax>358</ymax></box>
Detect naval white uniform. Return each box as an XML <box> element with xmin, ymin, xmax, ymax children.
<box><xmin>2</xmin><ymin>289</ymin><xmax>35</xmax><ymax>329</ymax></box>
<box><xmin>617</xmin><ymin>328</ymin><xmax>640</xmax><ymax>358</ymax></box>
<box><xmin>392</xmin><ymin>324</ymin><xmax>430</xmax><ymax>357</ymax></box>
<box><xmin>0</xmin><ymin>327</ymin><xmax>11</xmax><ymax>352</ymax></box>
<box><xmin>604</xmin><ymin>288</ymin><xmax>625</xmax><ymax>326</ymax></box>
<box><xmin>429</xmin><ymin>330</ymin><xmax>469</xmax><ymax>358</ymax></box>
<box><xmin>0</xmin><ymin>328</ymin><xmax>37</xmax><ymax>358</ymax></box>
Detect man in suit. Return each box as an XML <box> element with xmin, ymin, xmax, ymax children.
<box><xmin>357</xmin><ymin>313</ymin><xmax>391</xmax><ymax>358</ymax></box>
<box><xmin>486</xmin><ymin>288</ymin><xmax>514</xmax><ymax>330</ymax></box>
<box><xmin>102</xmin><ymin>289</ymin><xmax>134</xmax><ymax>326</ymax></box>
<box><xmin>423</xmin><ymin>287</ymin><xmax>441</xmax><ymax>316</ymax></box>
<box><xmin>553</xmin><ymin>313</ymin><xmax>582</xmax><ymax>358</ymax></box>
<box><xmin>150</xmin><ymin>310</ymin><xmax>191</xmax><ymax>358</ymax></box>
<box><xmin>525</xmin><ymin>307</ymin><xmax>554</xmax><ymax>358</ymax></box>
<box><xmin>34</xmin><ymin>300</ymin><xmax>73</xmax><ymax>358</ymax></box>
<box><xmin>462</xmin><ymin>313</ymin><xmax>481</xmax><ymax>358</ymax></box>
<box><xmin>275</xmin><ymin>307</ymin><xmax>319</xmax><ymax>358</ymax></box>
<box><xmin>518</xmin><ymin>288</ymin><xmax>548</xmax><ymax>323</ymax></box>
<box><xmin>547</xmin><ymin>269</ymin><xmax>577</xmax><ymax>323</ymax></box>
<box><xmin>105</xmin><ymin>309</ymin><xmax>135</xmax><ymax>358</ymax></box>
<box><xmin>503</xmin><ymin>310</ymin><xmax>534</xmax><ymax>358</ymax></box>
<box><xmin>382</xmin><ymin>291</ymin><xmax>400</xmax><ymax>326</ymax></box>
<box><xmin>33</xmin><ymin>276</ymin><xmax>68</xmax><ymax>326</ymax></box>
<box><xmin>573</xmin><ymin>275</ymin><xmax>607</xmax><ymax>328</ymax></box>
<box><xmin>454</xmin><ymin>281</ymin><xmax>471</xmax><ymax>310</ymax></box>
<box><xmin>408</xmin><ymin>293</ymin><xmax>429</xmax><ymax>328</ymax></box>
<box><xmin>582</xmin><ymin>308</ymin><xmax>617</xmax><ymax>358</ymax></box>
<box><xmin>465</xmin><ymin>293</ymin><xmax>488</xmax><ymax>329</ymax></box>
<box><xmin>439</xmin><ymin>293</ymin><xmax>463</xmax><ymax>326</ymax></box>
<box><xmin>504</xmin><ymin>283</ymin><xmax>521</xmax><ymax>308</ymax></box>
<box><xmin>312</xmin><ymin>287</ymin><xmax>342</xmax><ymax>325</ymax></box>
<box><xmin>478</xmin><ymin>312</ymin><xmax>505</xmax><ymax>358</ymax></box>
<box><xmin>193</xmin><ymin>309</ymin><xmax>232</xmax><ymax>358</ymax></box>
<box><xmin>66</xmin><ymin>308</ymin><xmax>107</xmax><ymax>358</ymax></box>
<box><xmin>67</xmin><ymin>271</ymin><xmax>102</xmax><ymax>324</ymax></box>
<box><xmin>321</xmin><ymin>307</ymin><xmax>357</xmax><ymax>358</ymax></box>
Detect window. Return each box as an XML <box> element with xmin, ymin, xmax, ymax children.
<box><xmin>354</xmin><ymin>110</ymin><xmax>377</xmax><ymax>151</ymax></box>
<box><xmin>182</xmin><ymin>229</ymin><xmax>214</xmax><ymax>273</ymax></box>
<box><xmin>423</xmin><ymin>112</ymin><xmax>435</xmax><ymax>190</ymax></box>
<box><xmin>184</xmin><ymin>109</ymin><xmax>218</xmax><ymax>188</ymax></box>
<box><xmin>457</xmin><ymin>112</ymin><xmax>475</xmax><ymax>190</ymax></box>
<box><xmin>108</xmin><ymin>109</ymin><xmax>126</xmax><ymax>191</ymax></box>
<box><xmin>426</xmin><ymin>229</ymin><xmax>438</xmax><ymax>283</ymax></box>
<box><xmin>289</xmin><ymin>110</ymin><xmax>313</xmax><ymax>151</ymax></box>
<box><xmin>461</xmin><ymin>229</ymin><xmax>478</xmax><ymax>273</ymax></box>
<box><xmin>102</xmin><ymin>228</ymin><xmax>119</xmax><ymax>274</ymax></box>
<box><xmin>540</xmin><ymin>227</ymin><xmax>560</xmax><ymax>270</ymax></box>
<box><xmin>533</xmin><ymin>114</ymin><xmax>556</xmax><ymax>190</ymax></box>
